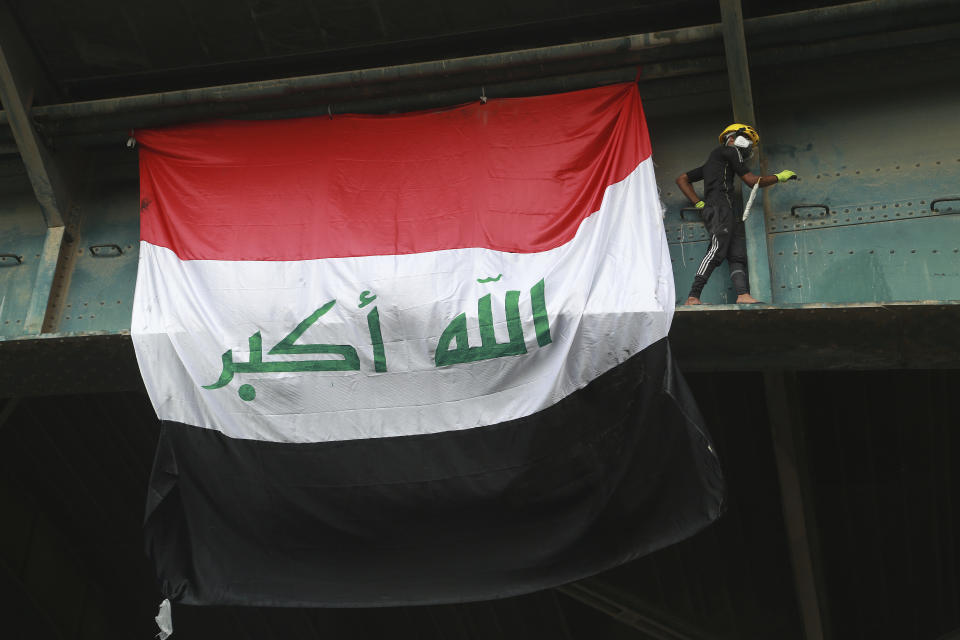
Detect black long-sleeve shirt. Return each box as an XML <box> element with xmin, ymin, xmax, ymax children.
<box><xmin>685</xmin><ymin>145</ymin><xmax>751</xmax><ymax>208</ymax></box>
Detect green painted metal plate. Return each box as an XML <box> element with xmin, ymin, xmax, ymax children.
<box><xmin>55</xmin><ymin>190</ymin><xmax>140</xmax><ymax>334</ymax></box>
<box><xmin>0</xmin><ymin>195</ymin><xmax>48</xmax><ymax>338</ymax></box>
<box><xmin>771</xmin><ymin>215</ymin><xmax>960</xmax><ymax>303</ymax></box>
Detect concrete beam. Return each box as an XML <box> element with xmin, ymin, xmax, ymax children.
<box><xmin>718</xmin><ymin>0</ymin><xmax>773</xmax><ymax>303</ymax></box>
<box><xmin>763</xmin><ymin>371</ymin><xmax>830</xmax><ymax>640</ymax></box>
<box><xmin>557</xmin><ymin>579</ymin><xmax>717</xmax><ymax>640</ymax></box>
<box><xmin>0</xmin><ymin>3</ymin><xmax>77</xmax><ymax>336</ymax></box>
<box><xmin>0</xmin><ymin>3</ymin><xmax>67</xmax><ymax>228</ymax></box>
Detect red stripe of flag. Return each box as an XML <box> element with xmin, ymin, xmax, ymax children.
<box><xmin>137</xmin><ymin>83</ymin><xmax>650</xmax><ymax>261</ymax></box>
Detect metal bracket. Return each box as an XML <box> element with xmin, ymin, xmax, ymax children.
<box><xmin>89</xmin><ymin>244</ymin><xmax>123</xmax><ymax>257</ymax></box>
<box><xmin>791</xmin><ymin>204</ymin><xmax>830</xmax><ymax>218</ymax></box>
<box><xmin>930</xmin><ymin>196</ymin><xmax>960</xmax><ymax>213</ymax></box>
<box><xmin>0</xmin><ymin>253</ymin><xmax>23</xmax><ymax>265</ymax></box>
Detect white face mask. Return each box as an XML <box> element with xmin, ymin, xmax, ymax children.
<box><xmin>733</xmin><ymin>135</ymin><xmax>752</xmax><ymax>149</ymax></box>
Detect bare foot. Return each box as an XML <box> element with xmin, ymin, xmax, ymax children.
<box><xmin>736</xmin><ymin>293</ymin><xmax>762</xmax><ymax>304</ymax></box>
<box><xmin>684</xmin><ymin>296</ymin><xmax>702</xmax><ymax>305</ymax></box>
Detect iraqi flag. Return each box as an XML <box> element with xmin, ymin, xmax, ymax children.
<box><xmin>133</xmin><ymin>82</ymin><xmax>724</xmax><ymax>607</ymax></box>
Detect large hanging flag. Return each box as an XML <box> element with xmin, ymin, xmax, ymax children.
<box><xmin>133</xmin><ymin>82</ymin><xmax>724</xmax><ymax>607</ymax></box>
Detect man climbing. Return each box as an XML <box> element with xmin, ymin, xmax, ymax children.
<box><xmin>675</xmin><ymin>123</ymin><xmax>797</xmax><ymax>305</ymax></box>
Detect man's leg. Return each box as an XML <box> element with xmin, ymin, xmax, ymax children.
<box><xmin>686</xmin><ymin>205</ymin><xmax>732</xmax><ymax>304</ymax></box>
<box><xmin>728</xmin><ymin>217</ymin><xmax>760</xmax><ymax>303</ymax></box>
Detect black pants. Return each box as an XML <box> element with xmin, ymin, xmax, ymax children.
<box><xmin>688</xmin><ymin>202</ymin><xmax>749</xmax><ymax>298</ymax></box>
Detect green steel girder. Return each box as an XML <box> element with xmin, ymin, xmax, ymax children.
<box><xmin>0</xmin><ymin>1</ymin><xmax>78</xmax><ymax>337</ymax></box>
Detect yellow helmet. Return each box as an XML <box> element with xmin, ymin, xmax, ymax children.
<box><xmin>719</xmin><ymin>123</ymin><xmax>760</xmax><ymax>146</ymax></box>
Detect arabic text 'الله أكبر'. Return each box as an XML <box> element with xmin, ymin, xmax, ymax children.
<box><xmin>203</xmin><ymin>278</ymin><xmax>551</xmax><ymax>401</ymax></box>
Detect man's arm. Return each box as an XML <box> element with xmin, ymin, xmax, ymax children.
<box><xmin>725</xmin><ymin>146</ymin><xmax>798</xmax><ymax>188</ymax></box>
<box><xmin>675</xmin><ymin>172</ymin><xmax>703</xmax><ymax>206</ymax></box>
<box><xmin>739</xmin><ymin>172</ymin><xmax>780</xmax><ymax>188</ymax></box>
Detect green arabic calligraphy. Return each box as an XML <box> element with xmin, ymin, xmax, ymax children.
<box><xmin>203</xmin><ymin>298</ymin><xmax>380</xmax><ymax>399</ymax></box>
<box><xmin>435</xmin><ymin>278</ymin><xmax>551</xmax><ymax>367</ymax></box>
<box><xmin>476</xmin><ymin>274</ymin><xmax>503</xmax><ymax>284</ymax></box>
<box><xmin>201</xmin><ymin>277</ymin><xmax>552</xmax><ymax>398</ymax></box>
<box><xmin>366</xmin><ymin>306</ymin><xmax>387</xmax><ymax>373</ymax></box>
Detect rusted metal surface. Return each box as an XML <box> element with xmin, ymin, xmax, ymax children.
<box><xmin>0</xmin><ymin>332</ymin><xmax>140</xmax><ymax>397</ymax></box>
<box><xmin>672</xmin><ymin>302</ymin><xmax>960</xmax><ymax>370</ymax></box>
<box><xmin>22</xmin><ymin>225</ymin><xmax>63</xmax><ymax>333</ymax></box>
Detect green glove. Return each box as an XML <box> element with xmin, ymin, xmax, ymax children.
<box><xmin>776</xmin><ymin>170</ymin><xmax>798</xmax><ymax>183</ymax></box>
<box><xmin>695</xmin><ymin>200</ymin><xmax>705</xmax><ymax>209</ymax></box>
